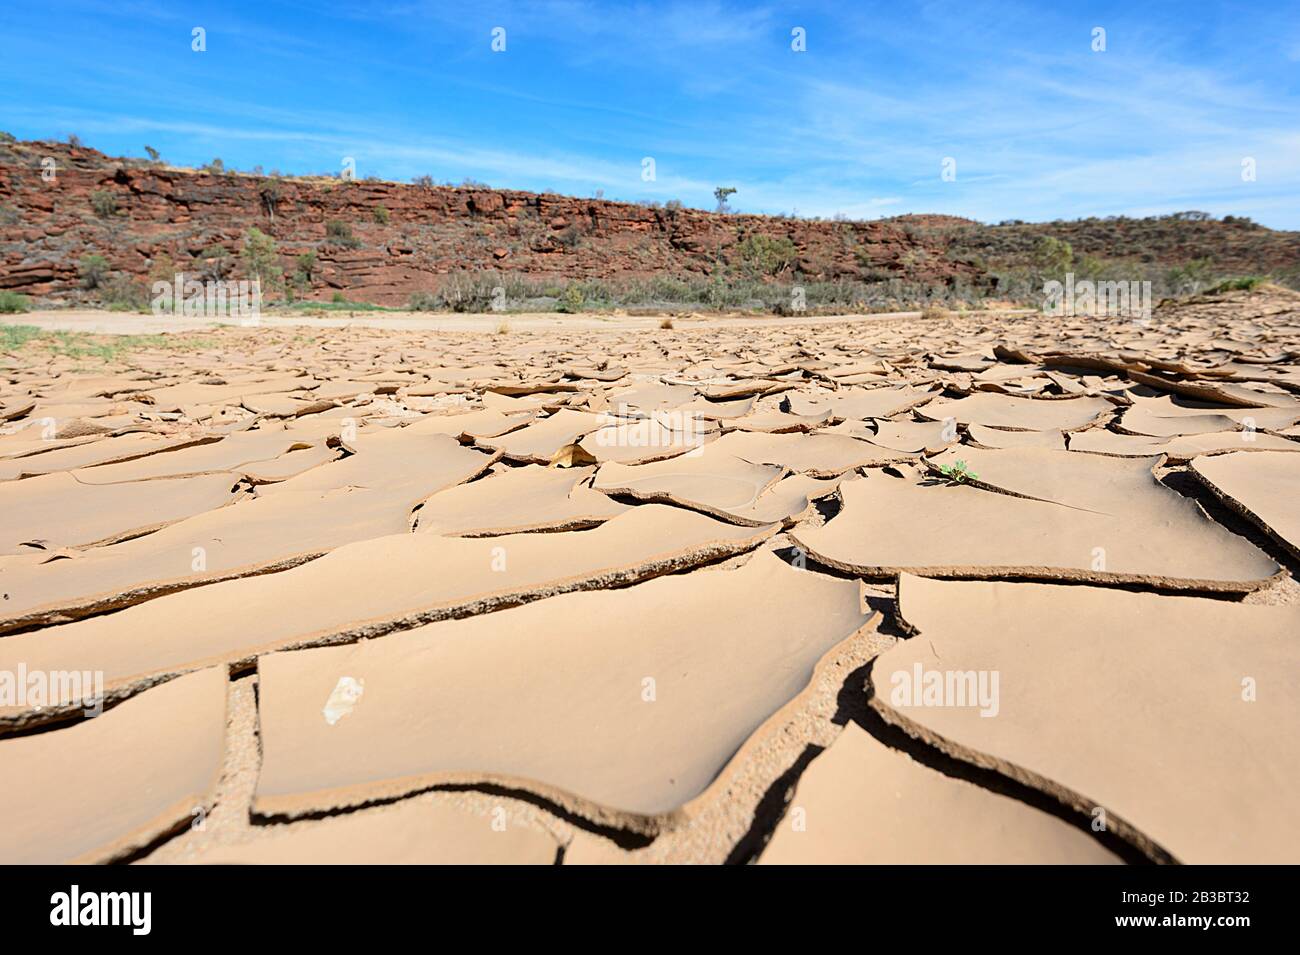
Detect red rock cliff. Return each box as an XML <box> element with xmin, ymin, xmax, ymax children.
<box><xmin>0</xmin><ymin>140</ymin><xmax>982</xmax><ymax>305</ymax></box>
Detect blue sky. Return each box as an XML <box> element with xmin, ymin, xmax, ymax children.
<box><xmin>2</xmin><ymin>1</ymin><xmax>1298</xmax><ymax>226</ymax></box>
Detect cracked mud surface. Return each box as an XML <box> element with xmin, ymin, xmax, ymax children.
<box><xmin>2</xmin><ymin>287</ymin><xmax>1298</xmax><ymax>864</ymax></box>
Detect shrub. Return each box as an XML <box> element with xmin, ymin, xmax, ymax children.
<box><xmin>556</xmin><ymin>284</ymin><xmax>585</xmax><ymax>313</ymax></box>
<box><xmin>79</xmin><ymin>254</ymin><xmax>110</xmax><ymax>290</ymax></box>
<box><xmin>713</xmin><ymin>186</ymin><xmax>736</xmax><ymax>213</ymax></box>
<box><xmin>90</xmin><ymin>190</ymin><xmax>117</xmax><ymax>218</ymax></box>
<box><xmin>101</xmin><ymin>275</ymin><xmax>148</xmax><ymax>310</ymax></box>
<box><xmin>737</xmin><ymin>234</ymin><xmax>797</xmax><ymax>276</ymax></box>
<box><xmin>1031</xmin><ymin>236</ymin><xmax>1073</xmax><ymax>274</ymax></box>
<box><xmin>258</xmin><ymin>179</ymin><xmax>281</xmax><ymax>220</ymax></box>
<box><xmin>201</xmin><ymin>158</ymin><xmax>225</xmax><ymax>174</ymax></box>
<box><xmin>1210</xmin><ymin>276</ymin><xmax>1266</xmax><ymax>293</ymax></box>
<box><xmin>331</xmin><ymin>291</ymin><xmax>346</xmax><ymax>304</ymax></box>
<box><xmin>0</xmin><ymin>131</ymin><xmax>16</xmax><ymax>144</ymax></box>
<box><xmin>411</xmin><ymin>175</ymin><xmax>434</xmax><ymax>188</ymax></box>
<box><xmin>325</xmin><ymin>220</ymin><xmax>361</xmax><ymax>248</ymax></box>
<box><xmin>198</xmin><ymin>245</ymin><xmax>234</xmax><ymax>282</ymax></box>
<box><xmin>147</xmin><ymin>255</ymin><xmax>180</xmax><ymax>310</ymax></box>
<box><xmin>240</xmin><ymin>227</ymin><xmax>282</xmax><ymax>286</ymax></box>
<box><xmin>146</xmin><ymin>253</ymin><xmax>177</xmax><ymax>280</ymax></box>
<box><xmin>659</xmin><ymin>317</ymin><xmax>674</xmax><ymax>329</ymax></box>
<box><xmin>293</xmin><ymin>251</ymin><xmax>317</xmax><ymax>289</ymax></box>
<box><xmin>373</xmin><ymin>205</ymin><xmax>390</xmax><ymax>225</ymax></box>
<box><xmin>388</xmin><ymin>274</ymin><xmax>999</xmax><ymax>316</ymax></box>
<box><xmin>439</xmin><ymin>273</ymin><xmax>498</xmax><ymax>312</ymax></box>
<box><xmin>1166</xmin><ymin>258</ymin><xmax>1215</xmax><ymax>294</ymax></box>
<box><xmin>555</xmin><ymin>225</ymin><xmax>582</xmax><ymax>249</ymax></box>
<box><xmin>0</xmin><ymin>290</ymin><xmax>30</xmax><ymax>313</ymax></box>
<box><xmin>143</xmin><ymin>145</ymin><xmax>160</xmax><ymax>162</ymax></box>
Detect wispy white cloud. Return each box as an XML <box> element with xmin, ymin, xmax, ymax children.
<box><xmin>2</xmin><ymin>0</ymin><xmax>1297</xmax><ymax>226</ymax></box>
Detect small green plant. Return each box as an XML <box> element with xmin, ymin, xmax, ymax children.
<box><xmin>713</xmin><ymin>186</ymin><xmax>737</xmax><ymax>213</ymax></box>
<box><xmin>556</xmin><ymin>284</ymin><xmax>585</xmax><ymax>313</ymax></box>
<box><xmin>1</xmin><ymin>324</ymin><xmax>42</xmax><ymax>349</ymax></box>
<box><xmin>0</xmin><ymin>131</ymin><xmax>16</xmax><ymax>144</ymax></box>
<box><xmin>143</xmin><ymin>145</ymin><xmax>160</xmax><ymax>162</ymax></box>
<box><xmin>373</xmin><ymin>205</ymin><xmax>390</xmax><ymax>225</ymax></box>
<box><xmin>3</xmin><ymin>329</ymin><xmax>220</xmax><ymax>360</ymax></box>
<box><xmin>201</xmin><ymin>157</ymin><xmax>225</xmax><ymax>174</ymax></box>
<box><xmin>938</xmin><ymin>459</ymin><xmax>978</xmax><ymax>484</ymax></box>
<box><xmin>79</xmin><ymin>254</ymin><xmax>110</xmax><ymax>290</ymax></box>
<box><xmin>0</xmin><ymin>290</ymin><xmax>30</xmax><ymax>313</ymax></box>
<box><xmin>1210</xmin><ymin>276</ymin><xmax>1265</xmax><ymax>293</ymax></box>
<box><xmin>331</xmin><ymin>291</ymin><xmax>346</xmax><ymax>304</ymax></box>
<box><xmin>90</xmin><ymin>190</ymin><xmax>117</xmax><ymax>218</ymax></box>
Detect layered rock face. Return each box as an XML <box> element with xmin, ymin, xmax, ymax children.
<box><xmin>3</xmin><ymin>139</ymin><xmax>1296</xmax><ymax>307</ymax></box>
<box><xmin>0</xmin><ymin>140</ymin><xmax>983</xmax><ymax>305</ymax></box>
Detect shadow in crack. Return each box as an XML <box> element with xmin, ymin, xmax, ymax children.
<box><xmin>837</xmin><ymin>658</ymin><xmax>1171</xmax><ymax>865</ymax></box>
<box><xmin>723</xmin><ymin>743</ymin><xmax>824</xmax><ymax>865</ymax></box>
<box><xmin>249</xmin><ymin>780</ymin><xmax>655</xmax><ymax>851</ymax></box>
<box><xmin>1162</xmin><ymin>468</ymin><xmax>1300</xmax><ymax>580</ymax></box>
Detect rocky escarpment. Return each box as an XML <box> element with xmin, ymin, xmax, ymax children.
<box><xmin>0</xmin><ymin>140</ymin><xmax>983</xmax><ymax>306</ymax></box>
<box><xmin>2</xmin><ymin>139</ymin><xmax>1296</xmax><ymax>307</ymax></box>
